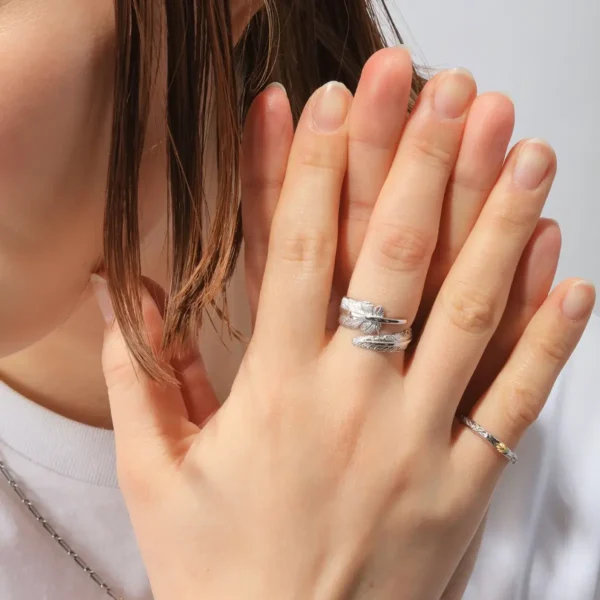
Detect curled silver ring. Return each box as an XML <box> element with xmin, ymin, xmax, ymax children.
<box><xmin>339</xmin><ymin>297</ymin><xmax>407</xmax><ymax>335</ymax></box>
<box><xmin>339</xmin><ymin>296</ymin><xmax>412</xmax><ymax>353</ymax></box>
<box><xmin>352</xmin><ymin>331</ymin><xmax>412</xmax><ymax>353</ymax></box>
<box><xmin>457</xmin><ymin>414</ymin><xmax>518</xmax><ymax>465</ymax></box>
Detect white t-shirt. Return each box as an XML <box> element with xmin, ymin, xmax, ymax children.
<box><xmin>465</xmin><ymin>312</ymin><xmax>600</xmax><ymax>600</ymax></box>
<box><xmin>0</xmin><ymin>315</ymin><xmax>599</xmax><ymax>600</ymax></box>
<box><xmin>0</xmin><ymin>393</ymin><xmax>151</xmax><ymax>599</ymax></box>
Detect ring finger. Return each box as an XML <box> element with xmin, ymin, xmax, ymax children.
<box><xmin>409</xmin><ymin>139</ymin><xmax>557</xmax><ymax>423</ymax></box>
<box><xmin>459</xmin><ymin>218</ymin><xmax>561</xmax><ymax>410</ymax></box>
<box><xmin>412</xmin><ymin>92</ymin><xmax>515</xmax><ymax>339</ymax></box>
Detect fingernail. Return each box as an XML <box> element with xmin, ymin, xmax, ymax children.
<box><xmin>266</xmin><ymin>81</ymin><xmax>287</xmax><ymax>96</ymax></box>
<box><xmin>91</xmin><ymin>274</ymin><xmax>115</xmax><ymax>325</ymax></box>
<box><xmin>513</xmin><ymin>139</ymin><xmax>553</xmax><ymax>190</ymax></box>
<box><xmin>311</xmin><ymin>81</ymin><xmax>351</xmax><ymax>133</ymax></box>
<box><xmin>561</xmin><ymin>281</ymin><xmax>596</xmax><ymax>321</ymax></box>
<box><xmin>433</xmin><ymin>68</ymin><xmax>475</xmax><ymax>119</ymax></box>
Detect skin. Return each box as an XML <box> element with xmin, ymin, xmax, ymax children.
<box><xmin>94</xmin><ymin>64</ymin><xmax>594</xmax><ymax>599</ymax></box>
<box><xmin>0</xmin><ymin>1</ymin><xmax>563</xmax><ymax>432</ymax></box>
<box><xmin>242</xmin><ymin>50</ymin><xmax>567</xmax><ymax>598</ymax></box>
<box><xmin>0</xmin><ymin>0</ymin><xmax>254</xmax><ymax>427</ymax></box>
<box><xmin>0</xmin><ymin>0</ymin><xmax>592</xmax><ymax>596</ymax></box>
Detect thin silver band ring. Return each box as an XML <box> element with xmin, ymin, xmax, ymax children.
<box><xmin>457</xmin><ymin>414</ymin><xmax>518</xmax><ymax>465</ymax></box>
<box><xmin>352</xmin><ymin>331</ymin><xmax>413</xmax><ymax>353</ymax></box>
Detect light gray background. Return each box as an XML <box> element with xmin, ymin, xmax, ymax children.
<box><xmin>390</xmin><ymin>0</ymin><xmax>600</xmax><ymax>313</ymax></box>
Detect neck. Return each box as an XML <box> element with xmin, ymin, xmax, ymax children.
<box><xmin>0</xmin><ymin>288</ymin><xmax>115</xmax><ymax>429</ymax></box>
<box><xmin>0</xmin><ymin>243</ymin><xmax>251</xmax><ymax>430</ymax></box>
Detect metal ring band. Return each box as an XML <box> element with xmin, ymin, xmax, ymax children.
<box><xmin>351</xmin><ymin>330</ymin><xmax>413</xmax><ymax>353</ymax></box>
<box><xmin>457</xmin><ymin>414</ymin><xmax>518</xmax><ymax>465</ymax></box>
<box><xmin>339</xmin><ymin>297</ymin><xmax>408</xmax><ymax>335</ymax></box>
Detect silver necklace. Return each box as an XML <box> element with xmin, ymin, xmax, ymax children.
<box><xmin>0</xmin><ymin>456</ymin><xmax>125</xmax><ymax>600</ymax></box>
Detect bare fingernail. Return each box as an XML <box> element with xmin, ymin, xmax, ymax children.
<box><xmin>311</xmin><ymin>81</ymin><xmax>351</xmax><ymax>133</ymax></box>
<box><xmin>91</xmin><ymin>274</ymin><xmax>115</xmax><ymax>325</ymax></box>
<box><xmin>266</xmin><ymin>81</ymin><xmax>287</xmax><ymax>96</ymax></box>
<box><xmin>396</xmin><ymin>43</ymin><xmax>412</xmax><ymax>56</ymax></box>
<box><xmin>433</xmin><ymin>68</ymin><xmax>475</xmax><ymax>119</ymax></box>
<box><xmin>561</xmin><ymin>281</ymin><xmax>596</xmax><ymax>321</ymax></box>
<box><xmin>513</xmin><ymin>139</ymin><xmax>554</xmax><ymax>190</ymax></box>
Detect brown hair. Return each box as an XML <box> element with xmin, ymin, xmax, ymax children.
<box><xmin>106</xmin><ymin>0</ymin><xmax>425</xmax><ymax>380</ymax></box>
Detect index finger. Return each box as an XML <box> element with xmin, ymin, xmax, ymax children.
<box><xmin>254</xmin><ymin>82</ymin><xmax>352</xmax><ymax>365</ymax></box>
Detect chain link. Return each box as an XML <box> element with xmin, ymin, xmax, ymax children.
<box><xmin>0</xmin><ymin>456</ymin><xmax>125</xmax><ymax>600</ymax></box>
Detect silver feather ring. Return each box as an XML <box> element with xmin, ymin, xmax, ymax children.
<box><xmin>339</xmin><ymin>296</ymin><xmax>412</xmax><ymax>353</ymax></box>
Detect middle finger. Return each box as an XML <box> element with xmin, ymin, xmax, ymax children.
<box><xmin>335</xmin><ymin>69</ymin><xmax>477</xmax><ymax>360</ymax></box>
<box><xmin>255</xmin><ymin>82</ymin><xmax>352</xmax><ymax>364</ymax></box>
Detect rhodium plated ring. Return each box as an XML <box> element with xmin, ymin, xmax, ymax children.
<box><xmin>351</xmin><ymin>331</ymin><xmax>413</xmax><ymax>353</ymax></box>
<box><xmin>339</xmin><ymin>296</ymin><xmax>412</xmax><ymax>353</ymax></box>
<box><xmin>339</xmin><ymin>297</ymin><xmax>408</xmax><ymax>335</ymax></box>
<box><xmin>457</xmin><ymin>414</ymin><xmax>518</xmax><ymax>465</ymax></box>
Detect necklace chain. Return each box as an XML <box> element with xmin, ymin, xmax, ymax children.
<box><xmin>0</xmin><ymin>456</ymin><xmax>124</xmax><ymax>600</ymax></box>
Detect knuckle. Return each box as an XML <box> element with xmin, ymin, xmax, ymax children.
<box><xmin>504</xmin><ymin>385</ymin><xmax>543</xmax><ymax>431</ymax></box>
<box><xmin>442</xmin><ymin>282</ymin><xmax>499</xmax><ymax>334</ymax></box>
<box><xmin>492</xmin><ymin>207</ymin><xmax>527</xmax><ymax>233</ymax></box>
<box><xmin>408</xmin><ymin>136</ymin><xmax>455</xmax><ymax>170</ymax></box>
<box><xmin>297</xmin><ymin>145</ymin><xmax>346</xmax><ymax>178</ymax></box>
<box><xmin>490</xmin><ymin>202</ymin><xmax>540</xmax><ymax>235</ymax></box>
<box><xmin>447</xmin><ymin>172</ymin><xmax>489</xmax><ymax>198</ymax></box>
<box><xmin>370</xmin><ymin>222</ymin><xmax>434</xmax><ymax>273</ymax></box>
<box><xmin>243</xmin><ymin>177</ymin><xmax>283</xmax><ymax>198</ymax></box>
<box><xmin>536</xmin><ymin>334</ymin><xmax>570</xmax><ymax>364</ymax></box>
<box><xmin>350</xmin><ymin>132</ymin><xmax>396</xmax><ymax>154</ymax></box>
<box><xmin>344</xmin><ymin>195</ymin><xmax>375</xmax><ymax>226</ymax></box>
<box><xmin>272</xmin><ymin>227</ymin><xmax>335</xmax><ymax>272</ymax></box>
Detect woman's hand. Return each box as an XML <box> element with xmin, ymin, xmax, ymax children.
<box><xmin>241</xmin><ymin>48</ymin><xmax>567</xmax><ymax>596</ymax></box>
<box><xmin>93</xmin><ymin>51</ymin><xmax>594</xmax><ymax>600</ymax></box>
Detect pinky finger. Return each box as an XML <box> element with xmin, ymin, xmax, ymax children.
<box><xmin>453</xmin><ymin>278</ymin><xmax>596</xmax><ymax>483</ymax></box>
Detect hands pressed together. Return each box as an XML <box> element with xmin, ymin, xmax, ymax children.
<box><xmin>92</xmin><ymin>48</ymin><xmax>595</xmax><ymax>599</ymax></box>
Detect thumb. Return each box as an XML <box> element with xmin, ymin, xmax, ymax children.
<box><xmin>90</xmin><ymin>274</ymin><xmax>210</xmax><ymax>459</ymax></box>
<box><xmin>140</xmin><ymin>276</ymin><xmax>220</xmax><ymax>427</ymax></box>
